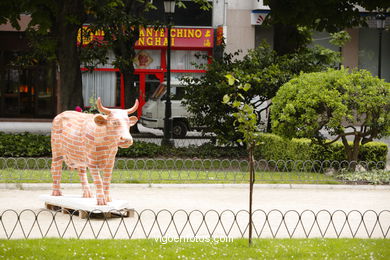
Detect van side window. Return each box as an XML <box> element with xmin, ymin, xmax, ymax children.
<box><xmin>172</xmin><ymin>87</ymin><xmax>185</xmax><ymax>100</ymax></box>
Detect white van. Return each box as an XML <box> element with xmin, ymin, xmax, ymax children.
<box><xmin>140</xmin><ymin>80</ymin><xmax>196</xmax><ymax>138</ymax></box>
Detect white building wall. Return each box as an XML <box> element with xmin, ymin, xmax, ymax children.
<box><xmin>224</xmin><ymin>0</ymin><xmax>255</xmax><ymax>58</ymax></box>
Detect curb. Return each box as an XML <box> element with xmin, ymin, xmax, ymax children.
<box><xmin>0</xmin><ymin>183</ymin><xmax>389</xmax><ymax>190</ymax></box>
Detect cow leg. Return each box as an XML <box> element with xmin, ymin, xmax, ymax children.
<box><xmin>78</xmin><ymin>167</ymin><xmax>93</xmax><ymax>198</ymax></box>
<box><xmin>89</xmin><ymin>166</ymin><xmax>106</xmax><ymax>205</ymax></box>
<box><xmin>102</xmin><ymin>165</ymin><xmax>114</xmax><ymax>203</ymax></box>
<box><xmin>51</xmin><ymin>156</ymin><xmax>63</xmax><ymax>196</ymax></box>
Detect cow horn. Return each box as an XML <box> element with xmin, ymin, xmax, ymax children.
<box><xmin>96</xmin><ymin>97</ymin><xmax>111</xmax><ymax>115</ymax></box>
<box><xmin>127</xmin><ymin>99</ymin><xmax>139</xmax><ymax>114</ymax></box>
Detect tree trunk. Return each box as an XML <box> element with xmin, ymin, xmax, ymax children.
<box><xmin>112</xmin><ymin>30</ymin><xmax>139</xmax><ymax>110</ymax></box>
<box><xmin>56</xmin><ymin>0</ymin><xmax>85</xmax><ymax>112</ymax></box>
<box><xmin>122</xmin><ymin>68</ymin><xmax>138</xmax><ymax>110</ymax></box>
<box><xmin>341</xmin><ymin>135</ymin><xmax>361</xmax><ymax>170</ymax></box>
<box><xmin>248</xmin><ymin>143</ymin><xmax>255</xmax><ymax>246</ymax></box>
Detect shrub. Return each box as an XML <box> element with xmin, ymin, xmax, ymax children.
<box><xmin>0</xmin><ymin>132</ymin><xmax>386</xmax><ymax>163</ymax></box>
<box><xmin>271</xmin><ymin>68</ymin><xmax>390</xmax><ymax>162</ymax></box>
<box><xmin>337</xmin><ymin>170</ymin><xmax>390</xmax><ymax>185</ymax></box>
<box><xmin>254</xmin><ymin>133</ymin><xmax>388</xmax><ymax>163</ymax></box>
<box><xmin>0</xmin><ymin>132</ymin><xmax>51</xmax><ymax>157</ymax></box>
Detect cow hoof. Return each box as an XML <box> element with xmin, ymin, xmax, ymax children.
<box><xmin>51</xmin><ymin>190</ymin><xmax>62</xmax><ymax>196</ymax></box>
<box><xmin>97</xmin><ymin>198</ymin><xmax>107</xmax><ymax>205</ymax></box>
<box><xmin>83</xmin><ymin>190</ymin><xmax>93</xmax><ymax>198</ymax></box>
<box><xmin>105</xmin><ymin>195</ymin><xmax>112</xmax><ymax>202</ymax></box>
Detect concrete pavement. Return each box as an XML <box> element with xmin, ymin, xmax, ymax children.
<box><xmin>0</xmin><ymin>184</ymin><xmax>389</xmax><ymax>239</ymax></box>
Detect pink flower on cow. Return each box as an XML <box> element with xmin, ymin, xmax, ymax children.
<box><xmin>75</xmin><ymin>106</ymin><xmax>83</xmax><ymax>112</ymax></box>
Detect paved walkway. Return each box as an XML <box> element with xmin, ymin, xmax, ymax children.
<box><xmin>0</xmin><ymin>184</ymin><xmax>389</xmax><ymax>212</ymax></box>
<box><xmin>0</xmin><ymin>185</ymin><xmax>389</xmax><ymax>239</ymax></box>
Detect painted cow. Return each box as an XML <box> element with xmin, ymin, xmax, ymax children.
<box><xmin>50</xmin><ymin>98</ymin><xmax>139</xmax><ymax>205</ymax></box>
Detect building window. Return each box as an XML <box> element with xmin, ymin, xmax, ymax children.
<box><xmin>359</xmin><ymin>28</ymin><xmax>390</xmax><ymax>81</ymax></box>
<box><xmin>0</xmin><ymin>51</ymin><xmax>56</xmax><ymax>118</ymax></box>
<box><xmin>82</xmin><ymin>70</ymin><xmax>119</xmax><ymax>107</ymax></box>
<box><xmin>170</xmin><ymin>50</ymin><xmax>208</xmax><ymax>70</ymax></box>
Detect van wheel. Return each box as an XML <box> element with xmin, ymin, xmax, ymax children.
<box><xmin>172</xmin><ymin>121</ymin><xmax>187</xmax><ymax>138</ymax></box>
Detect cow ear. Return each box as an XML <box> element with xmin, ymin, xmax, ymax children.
<box><xmin>94</xmin><ymin>114</ymin><xmax>107</xmax><ymax>126</ymax></box>
<box><xmin>129</xmin><ymin>116</ymin><xmax>138</xmax><ymax>126</ymax></box>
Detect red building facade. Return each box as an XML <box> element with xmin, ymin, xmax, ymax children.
<box><xmin>80</xmin><ymin>26</ymin><xmax>214</xmax><ymax>117</ymax></box>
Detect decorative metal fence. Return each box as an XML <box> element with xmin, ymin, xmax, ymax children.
<box><xmin>0</xmin><ymin>157</ymin><xmax>387</xmax><ymax>184</ymax></box>
<box><xmin>0</xmin><ymin>209</ymin><xmax>388</xmax><ymax>239</ymax></box>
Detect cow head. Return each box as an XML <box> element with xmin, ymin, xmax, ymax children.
<box><xmin>94</xmin><ymin>97</ymin><xmax>139</xmax><ymax>148</ymax></box>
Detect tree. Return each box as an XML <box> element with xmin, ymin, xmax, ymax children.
<box><xmin>82</xmin><ymin>0</ymin><xmax>211</xmax><ymax>110</ymax></box>
<box><xmin>183</xmin><ymin>42</ymin><xmax>340</xmax><ymax>145</ymax></box>
<box><xmin>222</xmin><ymin>74</ymin><xmax>261</xmax><ymax>246</ymax></box>
<box><xmin>264</xmin><ymin>0</ymin><xmax>389</xmax><ymax>54</ymax></box>
<box><xmin>2</xmin><ymin>0</ymin><xmax>211</xmax><ymax>112</ymax></box>
<box><xmin>1</xmin><ymin>0</ymin><xmax>87</xmax><ymax>111</ymax></box>
<box><xmin>84</xmin><ymin>0</ymin><xmax>156</xmax><ymax>110</ymax></box>
<box><xmin>271</xmin><ymin>68</ymin><xmax>390</xmax><ymax>162</ymax></box>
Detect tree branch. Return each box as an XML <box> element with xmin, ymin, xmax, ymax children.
<box><xmin>323</xmin><ymin>135</ymin><xmax>341</xmax><ymax>145</ymax></box>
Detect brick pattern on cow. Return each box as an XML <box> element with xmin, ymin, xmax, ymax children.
<box><xmin>50</xmin><ymin>98</ymin><xmax>138</xmax><ymax>205</ymax></box>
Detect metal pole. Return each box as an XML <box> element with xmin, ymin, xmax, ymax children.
<box><xmin>378</xmin><ymin>28</ymin><xmax>383</xmax><ymax>78</ymax></box>
<box><xmin>162</xmin><ymin>15</ymin><xmax>173</xmax><ymax>146</ymax></box>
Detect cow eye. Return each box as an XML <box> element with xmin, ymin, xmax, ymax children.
<box><xmin>112</xmin><ymin>120</ymin><xmax>120</xmax><ymax>126</ymax></box>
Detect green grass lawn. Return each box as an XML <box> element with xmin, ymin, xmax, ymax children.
<box><xmin>0</xmin><ymin>238</ymin><xmax>389</xmax><ymax>259</ymax></box>
<box><xmin>0</xmin><ymin>169</ymin><xmax>340</xmax><ymax>184</ymax></box>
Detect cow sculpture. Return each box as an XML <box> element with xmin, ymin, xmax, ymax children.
<box><xmin>50</xmin><ymin>98</ymin><xmax>139</xmax><ymax>205</ymax></box>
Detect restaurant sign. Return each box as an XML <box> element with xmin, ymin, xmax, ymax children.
<box><xmin>136</xmin><ymin>27</ymin><xmax>213</xmax><ymax>48</ymax></box>
<box><xmin>77</xmin><ymin>26</ymin><xmax>214</xmax><ymax>48</ymax></box>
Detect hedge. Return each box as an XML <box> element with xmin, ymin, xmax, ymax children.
<box><xmin>254</xmin><ymin>133</ymin><xmax>388</xmax><ymax>163</ymax></box>
<box><xmin>0</xmin><ymin>132</ymin><xmax>387</xmax><ymax>163</ymax></box>
<box><xmin>0</xmin><ymin>132</ymin><xmax>246</xmax><ymax>159</ymax></box>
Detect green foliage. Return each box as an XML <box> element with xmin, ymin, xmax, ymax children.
<box><xmin>271</xmin><ymin>68</ymin><xmax>390</xmax><ymax>161</ymax></box>
<box><xmin>359</xmin><ymin>142</ymin><xmax>389</xmax><ymax>162</ymax></box>
<box><xmin>117</xmin><ymin>141</ymin><xmax>162</xmax><ymax>157</ymax></box>
<box><xmin>337</xmin><ymin>170</ymin><xmax>390</xmax><ymax>185</ymax></box>
<box><xmin>183</xmin><ymin>43</ymin><xmax>340</xmax><ymax>145</ymax></box>
<box><xmin>264</xmin><ymin>0</ymin><xmax>389</xmax><ymax>32</ymax></box>
<box><xmin>329</xmin><ymin>31</ymin><xmax>351</xmax><ymax>47</ymax></box>
<box><xmin>0</xmin><ymin>132</ymin><xmax>51</xmax><ymax>157</ymax></box>
<box><xmin>0</xmin><ymin>132</ymin><xmax>386</xmax><ymax>163</ymax></box>
<box><xmin>222</xmin><ymin>74</ymin><xmax>261</xmax><ymax>147</ymax></box>
<box><xmin>254</xmin><ymin>133</ymin><xmax>388</xmax><ymax>163</ymax></box>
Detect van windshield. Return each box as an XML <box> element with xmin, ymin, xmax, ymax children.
<box><xmin>151</xmin><ymin>84</ymin><xmax>166</xmax><ymax>100</ymax></box>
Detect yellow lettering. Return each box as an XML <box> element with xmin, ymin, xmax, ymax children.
<box><xmin>146</xmin><ymin>28</ymin><xmax>153</xmax><ymax>37</ymax></box>
<box><xmin>146</xmin><ymin>37</ymin><xmax>153</xmax><ymax>45</ymax></box>
<box><xmin>139</xmin><ymin>29</ymin><xmax>145</xmax><ymax>37</ymax></box>
<box><xmin>177</xmin><ymin>29</ymin><xmax>183</xmax><ymax>38</ymax></box>
<box><xmin>183</xmin><ymin>29</ymin><xmax>187</xmax><ymax>38</ymax></box>
<box><xmin>195</xmin><ymin>29</ymin><xmax>202</xmax><ymax>38</ymax></box>
<box><xmin>171</xmin><ymin>37</ymin><xmax>175</xmax><ymax>46</ymax></box>
<box><xmin>188</xmin><ymin>29</ymin><xmax>194</xmax><ymax>38</ymax></box>
<box><xmin>170</xmin><ymin>28</ymin><xmax>176</xmax><ymax>37</ymax></box>
<box><xmin>160</xmin><ymin>29</ymin><xmax>165</xmax><ymax>37</ymax></box>
<box><xmin>138</xmin><ymin>38</ymin><xmax>145</xmax><ymax>46</ymax></box>
<box><xmin>163</xmin><ymin>38</ymin><xmax>168</xmax><ymax>46</ymax></box>
<box><xmin>205</xmin><ymin>30</ymin><xmax>211</xmax><ymax>37</ymax></box>
<box><xmin>155</xmin><ymin>37</ymin><xmax>161</xmax><ymax>46</ymax></box>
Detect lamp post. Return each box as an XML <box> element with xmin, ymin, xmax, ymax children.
<box><xmin>376</xmin><ymin>13</ymin><xmax>386</xmax><ymax>78</ymax></box>
<box><xmin>162</xmin><ymin>0</ymin><xmax>175</xmax><ymax>146</ymax></box>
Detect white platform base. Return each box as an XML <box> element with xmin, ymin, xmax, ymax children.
<box><xmin>39</xmin><ymin>194</ymin><xmax>134</xmax><ymax>219</ymax></box>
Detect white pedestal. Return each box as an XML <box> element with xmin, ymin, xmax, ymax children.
<box><xmin>39</xmin><ymin>194</ymin><xmax>134</xmax><ymax>219</ymax></box>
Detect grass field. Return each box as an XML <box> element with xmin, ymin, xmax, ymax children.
<box><xmin>0</xmin><ymin>238</ymin><xmax>389</xmax><ymax>259</ymax></box>
<box><xmin>0</xmin><ymin>169</ymin><xmax>340</xmax><ymax>184</ymax></box>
